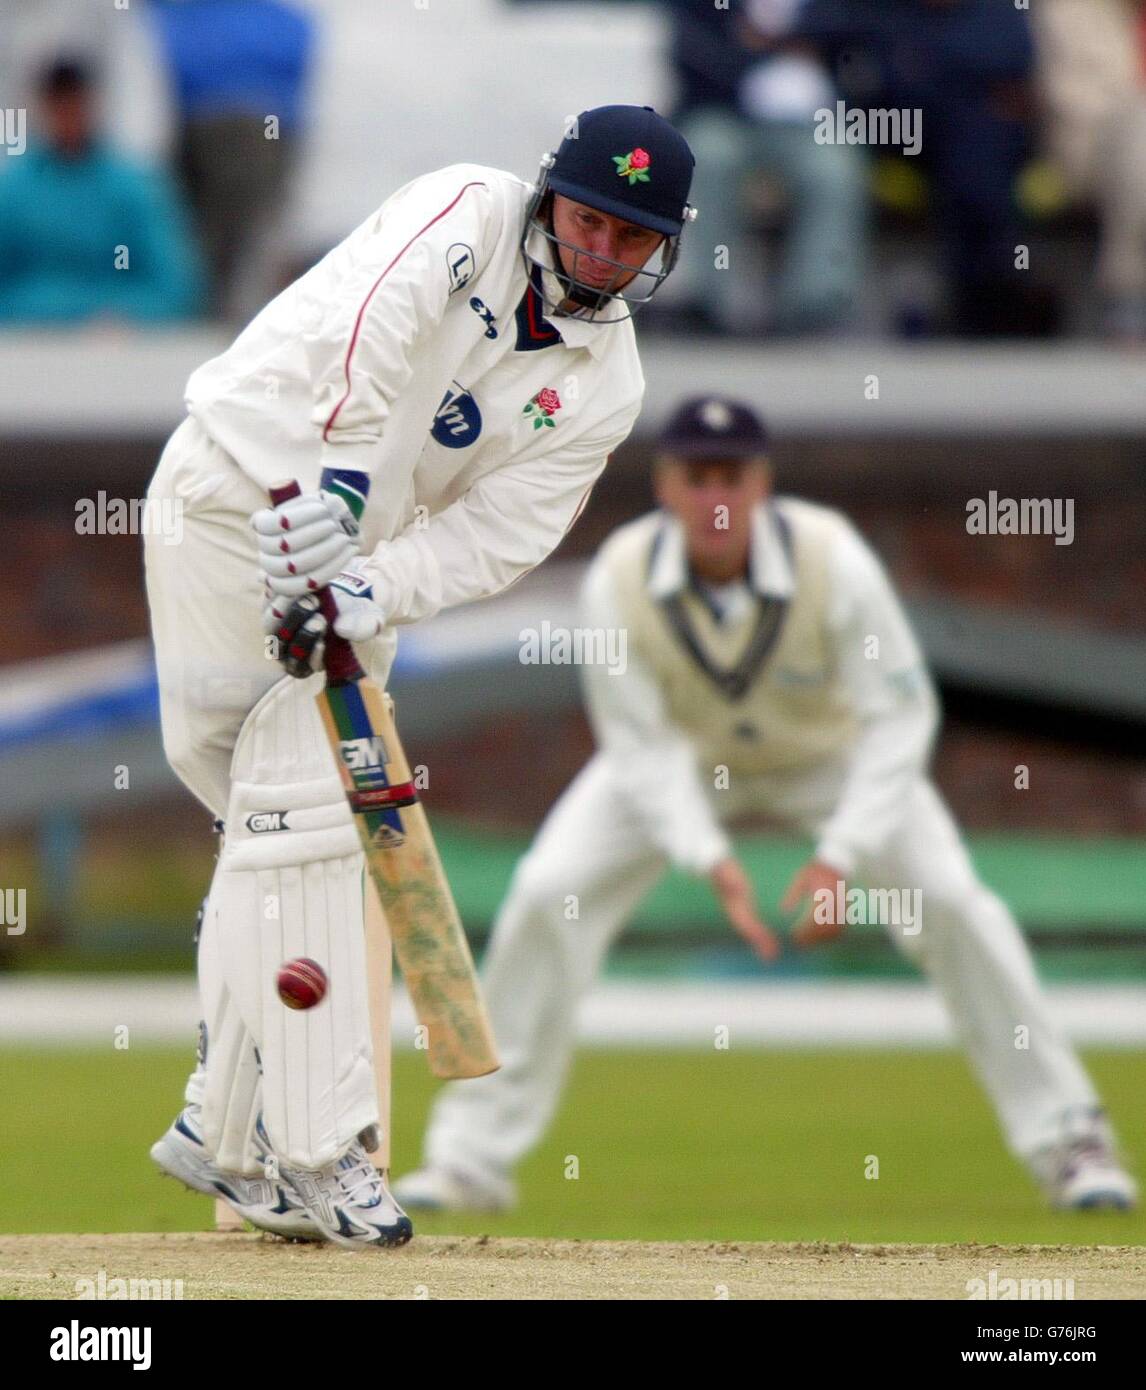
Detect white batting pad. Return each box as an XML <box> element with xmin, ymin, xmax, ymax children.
<box><xmin>200</xmin><ymin>676</ymin><xmax>378</xmax><ymax>1169</ymax></box>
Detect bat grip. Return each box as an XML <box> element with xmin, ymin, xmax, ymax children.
<box><xmin>269</xmin><ymin>479</ymin><xmax>365</xmax><ymax>685</ymax></box>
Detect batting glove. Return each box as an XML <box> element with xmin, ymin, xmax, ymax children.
<box><xmin>265</xmin><ymin>569</ymin><xmax>386</xmax><ymax>678</ymax></box>
<box><xmin>252</xmin><ymin>489</ymin><xmax>360</xmax><ymax>598</ymax></box>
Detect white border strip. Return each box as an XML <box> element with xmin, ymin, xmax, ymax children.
<box><xmin>3</xmin><ymin>978</ymin><xmax>1145</xmax><ymax>1047</ymax></box>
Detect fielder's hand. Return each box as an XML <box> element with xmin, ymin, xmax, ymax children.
<box><xmin>782</xmin><ymin>858</ymin><xmax>847</xmax><ymax>948</ymax></box>
<box><xmin>709</xmin><ymin>856</ymin><xmax>780</xmax><ymax>962</ymax></box>
<box><xmin>253</xmin><ymin>489</ymin><xmax>360</xmax><ymax>598</ymax></box>
<box><xmin>265</xmin><ymin>569</ymin><xmax>386</xmax><ymax>678</ymax></box>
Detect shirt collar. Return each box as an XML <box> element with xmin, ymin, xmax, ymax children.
<box><xmin>549</xmin><ymin>309</ymin><xmax>612</xmax><ymax>360</ymax></box>
<box><xmin>524</xmin><ymin>228</ymin><xmax>626</xmax><ymax>361</ymax></box>
<box><xmin>648</xmin><ymin>501</ymin><xmax>794</xmax><ymax>602</ymax></box>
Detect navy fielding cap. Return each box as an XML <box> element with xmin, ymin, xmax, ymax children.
<box><xmin>657</xmin><ymin>396</ymin><xmax>770</xmax><ymax>458</ymax></box>
<box><xmin>548</xmin><ymin>105</ymin><xmax>695</xmax><ymax>237</ymax></box>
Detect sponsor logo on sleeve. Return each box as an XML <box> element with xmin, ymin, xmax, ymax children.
<box><xmin>446</xmin><ymin>242</ymin><xmax>475</xmax><ymax>293</ymax></box>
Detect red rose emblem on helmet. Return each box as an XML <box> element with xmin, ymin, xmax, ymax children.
<box><xmin>537</xmin><ymin>388</ymin><xmax>561</xmax><ymax>415</ymax></box>
<box><xmin>612</xmin><ymin>148</ymin><xmax>653</xmax><ymax>184</ymax></box>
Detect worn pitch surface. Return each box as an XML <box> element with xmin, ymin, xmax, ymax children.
<box><xmin>1</xmin><ymin>1233</ymin><xmax>1142</xmax><ymax>1300</ymax></box>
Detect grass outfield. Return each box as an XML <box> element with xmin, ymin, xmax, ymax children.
<box><xmin>2</xmin><ymin>1047</ymin><xmax>1144</xmax><ymax>1247</ymax></box>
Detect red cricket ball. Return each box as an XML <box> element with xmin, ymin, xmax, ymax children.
<box><xmin>276</xmin><ymin>957</ymin><xmax>328</xmax><ymax>1010</ymax></box>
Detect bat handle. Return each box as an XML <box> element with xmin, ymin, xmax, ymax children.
<box><xmin>268</xmin><ymin>480</ymin><xmax>302</xmax><ymax>507</ymax></box>
<box><xmin>268</xmin><ymin>479</ymin><xmax>364</xmax><ymax>685</ymax></box>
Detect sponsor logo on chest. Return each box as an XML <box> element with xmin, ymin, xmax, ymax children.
<box><xmin>468</xmin><ymin>296</ymin><xmax>498</xmax><ymax>338</ymax></box>
<box><xmin>431</xmin><ymin>381</ymin><xmax>483</xmax><ymax>448</ymax></box>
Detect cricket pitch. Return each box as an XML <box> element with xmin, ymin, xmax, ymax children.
<box><xmin>2</xmin><ymin>1234</ymin><xmax>1143</xmax><ymax>1300</ymax></box>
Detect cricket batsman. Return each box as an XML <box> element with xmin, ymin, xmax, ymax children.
<box><xmin>397</xmin><ymin>395</ymin><xmax>1138</xmax><ymax>1215</ymax></box>
<box><xmin>143</xmin><ymin>106</ymin><xmax>696</xmax><ymax>1248</ymax></box>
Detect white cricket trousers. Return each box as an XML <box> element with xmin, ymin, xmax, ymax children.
<box><xmin>144</xmin><ymin>414</ymin><xmax>396</xmax><ymax>1169</ymax></box>
<box><xmin>424</xmin><ymin>751</ymin><xmax>1101</xmax><ymax>1182</ymax></box>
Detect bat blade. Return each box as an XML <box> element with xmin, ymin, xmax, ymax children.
<box><xmin>363</xmin><ymin>876</ymin><xmax>393</xmax><ymax>1173</ymax></box>
<box><xmin>317</xmin><ymin>676</ymin><xmax>499</xmax><ymax>1081</ymax></box>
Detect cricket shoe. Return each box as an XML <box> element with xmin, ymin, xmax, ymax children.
<box><xmin>260</xmin><ymin>1119</ymin><xmax>413</xmax><ymax>1250</ymax></box>
<box><xmin>1033</xmin><ymin>1120</ymin><xmax>1138</xmax><ymax>1211</ymax></box>
<box><xmin>150</xmin><ymin>1108</ymin><xmax>320</xmax><ymax>1240</ymax></box>
<box><xmin>393</xmin><ymin>1164</ymin><xmax>514</xmax><ymax>1213</ymax></box>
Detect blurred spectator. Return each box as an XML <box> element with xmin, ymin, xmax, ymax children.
<box><xmin>0</xmin><ymin>58</ymin><xmax>203</xmax><ymax>327</ymax></box>
<box><xmin>1031</xmin><ymin>0</ymin><xmax>1146</xmax><ymax>343</ymax></box>
<box><xmin>150</xmin><ymin>0</ymin><xmax>316</xmax><ymax>322</ymax></box>
<box><xmin>794</xmin><ymin>0</ymin><xmax>1041</xmax><ymax>337</ymax></box>
<box><xmin>665</xmin><ymin>0</ymin><xmax>869</xmax><ymax>335</ymax></box>
<box><xmin>0</xmin><ymin>0</ymin><xmax>174</xmax><ymax>167</ymax></box>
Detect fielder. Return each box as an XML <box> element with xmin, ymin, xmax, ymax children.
<box><xmin>144</xmin><ymin>105</ymin><xmax>696</xmax><ymax>1248</ymax></box>
<box><xmin>397</xmin><ymin>395</ymin><xmax>1138</xmax><ymax>1214</ymax></box>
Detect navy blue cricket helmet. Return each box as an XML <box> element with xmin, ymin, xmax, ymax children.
<box><xmin>522</xmin><ymin>104</ymin><xmax>697</xmax><ymax>323</ymax></box>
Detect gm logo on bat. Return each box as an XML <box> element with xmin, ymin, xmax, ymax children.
<box><xmin>340</xmin><ymin>736</ymin><xmax>389</xmax><ymax>771</ymax></box>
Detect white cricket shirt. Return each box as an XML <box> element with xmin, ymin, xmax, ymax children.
<box><xmin>183</xmin><ymin>163</ymin><xmax>646</xmax><ymax>624</ymax></box>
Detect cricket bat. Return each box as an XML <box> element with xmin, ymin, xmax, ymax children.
<box><xmin>214</xmin><ymin>1198</ymin><xmax>245</xmax><ymax>1232</ymax></box>
<box><xmin>269</xmin><ymin>480</ymin><xmax>499</xmax><ymax>1082</ymax></box>
<box><xmin>363</xmin><ymin>874</ymin><xmax>393</xmax><ymax>1174</ymax></box>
